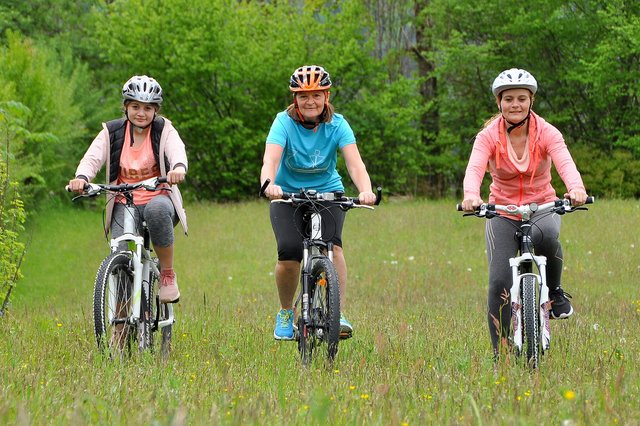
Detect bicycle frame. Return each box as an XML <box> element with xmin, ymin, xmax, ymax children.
<box><xmin>71</xmin><ymin>177</ymin><xmax>177</xmax><ymax>351</ymax></box>
<box><xmin>108</xmin><ymin>200</ymin><xmax>174</xmax><ymax>331</ymax></box>
<box><xmin>261</xmin><ymin>179</ymin><xmax>381</xmax><ymax>364</ymax></box>
<box><xmin>507</xmin><ymin>210</ymin><xmax>551</xmax><ymax>355</ymax></box>
<box><xmin>299</xmin><ymin>210</ymin><xmax>333</xmax><ymax>326</ymax></box>
<box><xmin>461</xmin><ymin>197</ymin><xmax>592</xmax><ymax>366</ymax></box>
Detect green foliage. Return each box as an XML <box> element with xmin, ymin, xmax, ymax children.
<box><xmin>0</xmin><ymin>31</ymin><xmax>100</xmax><ymax>206</ymax></box>
<box><xmin>1</xmin><ymin>0</ymin><xmax>639</xmax><ymax>202</ymax></box>
<box><xmin>0</xmin><ymin>132</ymin><xmax>26</xmax><ymax>316</ymax></box>
<box><xmin>421</xmin><ymin>0</ymin><xmax>640</xmax><ymax>198</ymax></box>
<box><xmin>84</xmin><ymin>0</ymin><xmax>427</xmax><ymax>199</ymax></box>
<box><xmin>0</xmin><ymin>0</ymin><xmax>95</xmax><ymax>41</ymax></box>
<box><xmin>569</xmin><ymin>143</ymin><xmax>640</xmax><ymax>198</ymax></box>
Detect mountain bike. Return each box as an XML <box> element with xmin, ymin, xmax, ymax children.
<box><xmin>261</xmin><ymin>179</ymin><xmax>381</xmax><ymax>366</ymax></box>
<box><xmin>68</xmin><ymin>177</ymin><xmax>175</xmax><ymax>359</ymax></box>
<box><xmin>457</xmin><ymin>196</ymin><xmax>593</xmax><ymax>368</ymax></box>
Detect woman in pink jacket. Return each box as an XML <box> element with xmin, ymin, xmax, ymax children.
<box><xmin>68</xmin><ymin>75</ymin><xmax>188</xmax><ymax>303</ymax></box>
<box><xmin>461</xmin><ymin>68</ymin><xmax>587</xmax><ymax>355</ymax></box>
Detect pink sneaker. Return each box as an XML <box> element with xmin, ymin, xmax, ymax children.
<box><xmin>159</xmin><ymin>269</ymin><xmax>180</xmax><ymax>303</ymax></box>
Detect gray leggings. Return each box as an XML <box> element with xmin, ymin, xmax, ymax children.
<box><xmin>485</xmin><ymin>213</ymin><xmax>562</xmax><ymax>351</ymax></box>
<box><xmin>111</xmin><ymin>195</ymin><xmax>178</xmax><ymax>250</ymax></box>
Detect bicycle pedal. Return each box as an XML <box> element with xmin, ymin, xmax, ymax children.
<box><xmin>339</xmin><ymin>331</ymin><xmax>353</xmax><ymax>340</ymax></box>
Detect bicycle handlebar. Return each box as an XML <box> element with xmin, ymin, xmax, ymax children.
<box><xmin>456</xmin><ymin>196</ymin><xmax>594</xmax><ymax>219</ymax></box>
<box><xmin>259</xmin><ymin>178</ymin><xmax>383</xmax><ymax>208</ymax></box>
<box><xmin>66</xmin><ymin>176</ymin><xmax>170</xmax><ymax>200</ymax></box>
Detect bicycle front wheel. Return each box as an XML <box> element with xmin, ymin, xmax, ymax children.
<box><xmin>147</xmin><ymin>260</ymin><xmax>172</xmax><ymax>359</ymax></box>
<box><xmin>93</xmin><ymin>252</ymin><xmax>135</xmax><ymax>356</ymax></box>
<box><xmin>310</xmin><ymin>257</ymin><xmax>340</xmax><ymax>361</ymax></box>
<box><xmin>521</xmin><ymin>275</ymin><xmax>540</xmax><ymax>368</ymax></box>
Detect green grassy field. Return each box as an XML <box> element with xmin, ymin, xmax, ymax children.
<box><xmin>0</xmin><ymin>198</ymin><xmax>638</xmax><ymax>425</ymax></box>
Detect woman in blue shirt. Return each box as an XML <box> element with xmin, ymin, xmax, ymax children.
<box><xmin>260</xmin><ymin>65</ymin><xmax>376</xmax><ymax>340</ymax></box>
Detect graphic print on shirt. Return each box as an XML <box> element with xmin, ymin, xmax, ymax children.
<box><xmin>284</xmin><ymin>146</ymin><xmax>329</xmax><ymax>174</ymax></box>
<box><xmin>121</xmin><ymin>162</ymin><xmax>160</xmax><ymax>181</ymax></box>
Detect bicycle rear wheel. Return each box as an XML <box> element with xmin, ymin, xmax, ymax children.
<box><xmin>93</xmin><ymin>252</ymin><xmax>135</xmax><ymax>357</ymax></box>
<box><xmin>310</xmin><ymin>257</ymin><xmax>340</xmax><ymax>362</ymax></box>
<box><xmin>521</xmin><ymin>275</ymin><xmax>540</xmax><ymax>368</ymax></box>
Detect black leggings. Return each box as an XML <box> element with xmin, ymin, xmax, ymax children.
<box><xmin>270</xmin><ymin>201</ymin><xmax>346</xmax><ymax>262</ymax></box>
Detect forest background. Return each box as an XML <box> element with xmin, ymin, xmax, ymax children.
<box><xmin>0</xmin><ymin>0</ymin><xmax>638</xmax><ymax>210</ymax></box>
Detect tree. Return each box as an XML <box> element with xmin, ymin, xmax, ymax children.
<box><xmin>0</xmin><ymin>31</ymin><xmax>99</xmax><ymax>206</ymax></box>
<box><xmin>0</xmin><ymin>102</ymin><xmax>27</xmax><ymax>316</ymax></box>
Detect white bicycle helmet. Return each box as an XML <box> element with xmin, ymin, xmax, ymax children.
<box><xmin>122</xmin><ymin>75</ymin><xmax>163</xmax><ymax>104</ymax></box>
<box><xmin>491</xmin><ymin>68</ymin><xmax>537</xmax><ymax>96</ymax></box>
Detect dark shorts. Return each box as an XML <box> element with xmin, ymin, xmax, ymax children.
<box><xmin>269</xmin><ymin>201</ymin><xmax>346</xmax><ymax>262</ymax></box>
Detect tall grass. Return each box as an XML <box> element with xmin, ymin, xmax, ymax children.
<box><xmin>0</xmin><ymin>198</ymin><xmax>638</xmax><ymax>424</ymax></box>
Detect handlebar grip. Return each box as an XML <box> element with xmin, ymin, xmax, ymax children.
<box><xmin>586</xmin><ymin>196</ymin><xmax>595</xmax><ymax>204</ymax></box>
<box><xmin>259</xmin><ymin>178</ymin><xmax>271</xmax><ymax>197</ymax></box>
<box><xmin>374</xmin><ymin>186</ymin><xmax>382</xmax><ymax>206</ymax></box>
<box><xmin>66</xmin><ymin>182</ymin><xmax>90</xmax><ymax>192</ymax></box>
<box><xmin>157</xmin><ymin>177</ymin><xmax>168</xmax><ymax>184</ymax></box>
<box><xmin>456</xmin><ymin>204</ymin><xmax>463</xmax><ymax>211</ymax></box>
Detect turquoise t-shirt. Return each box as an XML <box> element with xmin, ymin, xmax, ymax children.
<box><xmin>266</xmin><ymin>111</ymin><xmax>356</xmax><ymax>193</ymax></box>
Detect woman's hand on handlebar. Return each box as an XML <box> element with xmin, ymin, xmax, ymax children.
<box><xmin>461</xmin><ymin>197</ymin><xmax>484</xmax><ymax>212</ymax></box>
<box><xmin>358</xmin><ymin>191</ymin><xmax>377</xmax><ymax>206</ymax></box>
<box><xmin>68</xmin><ymin>178</ymin><xmax>88</xmax><ymax>193</ymax></box>
<box><xmin>166</xmin><ymin>166</ymin><xmax>186</xmax><ymax>185</ymax></box>
<box><xmin>263</xmin><ymin>182</ymin><xmax>283</xmax><ymax>200</ymax></box>
<box><xmin>565</xmin><ymin>189</ymin><xmax>588</xmax><ymax>207</ymax></box>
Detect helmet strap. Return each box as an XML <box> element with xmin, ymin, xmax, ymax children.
<box><xmin>125</xmin><ymin>113</ymin><xmax>154</xmax><ymax>146</ymax></box>
<box><xmin>293</xmin><ymin>96</ymin><xmax>322</xmax><ymax>132</ymax></box>
<box><xmin>501</xmin><ymin>109</ymin><xmax>531</xmax><ymax>134</ymax></box>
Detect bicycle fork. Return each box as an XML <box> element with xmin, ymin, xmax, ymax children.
<box><xmin>509</xmin><ymin>237</ymin><xmax>551</xmax><ymax>354</ymax></box>
<box><xmin>298</xmin><ymin>212</ymin><xmax>333</xmax><ymax>339</ymax></box>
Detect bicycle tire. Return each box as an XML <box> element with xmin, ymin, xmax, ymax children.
<box><xmin>521</xmin><ymin>275</ymin><xmax>540</xmax><ymax>368</ymax></box>
<box><xmin>298</xmin><ymin>316</ymin><xmax>313</xmax><ymax>366</ymax></box>
<box><xmin>93</xmin><ymin>252</ymin><xmax>135</xmax><ymax>357</ymax></box>
<box><xmin>147</xmin><ymin>261</ymin><xmax>172</xmax><ymax>359</ymax></box>
<box><xmin>139</xmin><ymin>283</ymin><xmax>153</xmax><ymax>351</ymax></box>
<box><xmin>310</xmin><ymin>257</ymin><xmax>340</xmax><ymax>361</ymax></box>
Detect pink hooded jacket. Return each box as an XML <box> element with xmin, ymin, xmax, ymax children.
<box><xmin>463</xmin><ymin>111</ymin><xmax>585</xmax><ymax>206</ymax></box>
<box><xmin>75</xmin><ymin>117</ymin><xmax>188</xmax><ymax>236</ymax></box>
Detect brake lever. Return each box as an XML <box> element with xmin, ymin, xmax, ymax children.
<box><xmin>72</xmin><ymin>189</ymin><xmax>100</xmax><ymax>202</ymax></box>
<box><xmin>339</xmin><ymin>200</ymin><xmax>356</xmax><ymax>211</ymax></box>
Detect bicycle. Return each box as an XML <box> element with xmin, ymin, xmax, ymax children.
<box><xmin>261</xmin><ymin>179</ymin><xmax>381</xmax><ymax>365</ymax></box>
<box><xmin>68</xmin><ymin>176</ymin><xmax>175</xmax><ymax>359</ymax></box>
<box><xmin>457</xmin><ymin>196</ymin><xmax>593</xmax><ymax>368</ymax></box>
